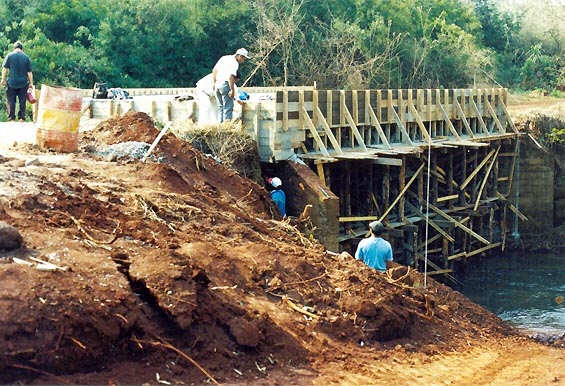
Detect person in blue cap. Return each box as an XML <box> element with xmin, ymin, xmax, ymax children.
<box><xmin>268</xmin><ymin>177</ymin><xmax>286</xmax><ymax>218</ymax></box>
<box><xmin>355</xmin><ymin>220</ymin><xmax>393</xmax><ymax>272</ymax></box>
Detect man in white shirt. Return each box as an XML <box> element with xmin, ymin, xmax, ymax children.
<box><xmin>212</xmin><ymin>48</ymin><xmax>249</xmax><ymax>122</ymax></box>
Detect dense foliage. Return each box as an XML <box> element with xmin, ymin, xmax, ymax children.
<box><xmin>0</xmin><ymin>0</ymin><xmax>563</xmax><ymax>93</ymax></box>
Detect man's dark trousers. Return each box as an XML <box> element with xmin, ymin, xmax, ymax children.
<box><xmin>6</xmin><ymin>86</ymin><xmax>27</xmax><ymax>120</ymax></box>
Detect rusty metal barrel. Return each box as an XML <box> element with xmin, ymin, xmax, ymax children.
<box><xmin>36</xmin><ymin>85</ymin><xmax>83</xmax><ymax>152</ymax></box>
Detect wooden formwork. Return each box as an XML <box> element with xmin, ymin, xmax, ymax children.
<box><xmin>268</xmin><ymin>87</ymin><xmax>522</xmax><ymax>281</ymax></box>
<box><xmin>41</xmin><ymin>86</ymin><xmax>523</xmax><ymax>278</ymax></box>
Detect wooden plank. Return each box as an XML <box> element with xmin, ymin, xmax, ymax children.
<box><xmin>466</xmin><ymin>242</ymin><xmax>502</xmax><ymax>258</ymax></box>
<box><xmin>437</xmin><ymin>194</ymin><xmax>459</xmax><ymax>203</ymax></box>
<box><xmin>390</xmin><ymin>107</ymin><xmax>415</xmax><ymax>146</ymax></box>
<box><xmin>474</xmin><ymin>146</ymin><xmax>501</xmax><ymax>210</ymax></box>
<box><xmin>499</xmin><ymin>99</ymin><xmax>519</xmax><ymax>134</ymax></box>
<box><xmin>315</xmin><ymin>106</ymin><xmax>344</xmax><ymax>155</ymax></box>
<box><xmin>367</xmin><ymin>102</ymin><xmax>392</xmax><ymax>149</ymax></box>
<box><xmin>408</xmin><ymin>101</ymin><xmax>432</xmax><ymax>143</ymax></box>
<box><xmin>372</xmin><ymin>157</ymin><xmax>403</xmax><ymax>166</ymax></box>
<box><xmin>299</xmin><ymin>90</ymin><xmax>305</xmax><ymax>136</ymax></box>
<box><xmin>439</xmin><ymin>103</ymin><xmax>462</xmax><ymax>141</ymax></box>
<box><xmin>341</xmin><ymin>92</ymin><xmax>368</xmax><ymax>151</ymax></box>
<box><xmin>448</xmin><ymin>251</ymin><xmax>467</xmax><ymax>261</ymax></box>
<box><xmin>316</xmin><ymin>161</ymin><xmax>326</xmax><ymax>184</ymax></box>
<box><xmin>470</xmin><ymin>97</ymin><xmax>489</xmax><ymax>134</ymax></box>
<box><xmin>485</xmin><ymin>98</ymin><xmax>505</xmax><ymax>134</ymax></box>
<box><xmin>460</xmin><ymin>148</ymin><xmax>496</xmax><ymax>190</ymax></box>
<box><xmin>406</xmin><ymin>201</ymin><xmax>455</xmax><ymax>242</ymax></box>
<box><xmin>454</xmin><ymin>98</ymin><xmax>474</xmax><ymax>138</ymax></box>
<box><xmin>282</xmin><ymin>89</ymin><xmax>288</xmax><ymax>131</ymax></box>
<box><xmin>426</xmin><ymin>202</ymin><xmax>491</xmax><ymax>245</ymax></box>
<box><xmin>340</xmin><ymin>216</ymin><xmax>378</xmax><ymax>222</ymax></box>
<box><xmin>379</xmin><ymin>163</ymin><xmax>425</xmax><ymax>221</ymax></box>
<box><xmin>301</xmin><ymin>105</ymin><xmax>330</xmax><ymax>157</ymax></box>
<box><xmin>426</xmin><ymin>268</ymin><xmax>453</xmax><ymax>276</ymax></box>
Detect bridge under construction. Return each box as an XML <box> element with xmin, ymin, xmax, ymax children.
<box><xmin>35</xmin><ymin>86</ymin><xmax>524</xmax><ymax>281</ymax></box>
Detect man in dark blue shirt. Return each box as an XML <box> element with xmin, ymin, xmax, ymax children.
<box><xmin>1</xmin><ymin>41</ymin><xmax>34</xmax><ymax>122</ymax></box>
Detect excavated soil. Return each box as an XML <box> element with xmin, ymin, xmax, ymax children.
<box><xmin>0</xmin><ymin>111</ymin><xmax>564</xmax><ymax>385</ymax></box>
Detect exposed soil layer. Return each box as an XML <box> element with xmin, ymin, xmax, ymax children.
<box><xmin>0</xmin><ymin>111</ymin><xmax>564</xmax><ymax>385</ymax></box>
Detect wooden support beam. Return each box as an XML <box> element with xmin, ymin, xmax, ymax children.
<box><xmin>426</xmin><ymin>268</ymin><xmax>454</xmax><ymax>275</ymax></box>
<box><xmin>460</xmin><ymin>148</ymin><xmax>496</xmax><ymax>190</ymax></box>
<box><xmin>454</xmin><ymin>98</ymin><xmax>474</xmax><ymax>138</ymax></box>
<box><xmin>399</xmin><ymin>157</ymin><xmax>406</xmax><ymax>221</ymax></box>
<box><xmin>341</xmin><ymin>92</ymin><xmax>368</xmax><ymax>151</ymax></box>
<box><xmin>439</xmin><ymin>103</ymin><xmax>462</xmax><ymax>141</ymax></box>
<box><xmin>315</xmin><ymin>106</ymin><xmax>344</xmax><ymax>155</ymax></box>
<box><xmin>499</xmin><ymin>99</ymin><xmax>519</xmax><ymax>134</ymax></box>
<box><xmin>417</xmin><ymin>233</ymin><xmax>442</xmax><ymax>250</ymax></box>
<box><xmin>408</xmin><ymin>101</ymin><xmax>432</xmax><ymax>143</ymax></box>
<box><xmin>448</xmin><ymin>251</ymin><xmax>467</xmax><ymax>261</ymax></box>
<box><xmin>417</xmin><ymin>255</ymin><xmax>463</xmax><ymax>286</ymax></box>
<box><xmin>390</xmin><ymin>107</ymin><xmax>415</xmax><ymax>146</ymax></box>
<box><xmin>485</xmin><ymin>99</ymin><xmax>505</xmax><ymax>134</ymax></box>
<box><xmin>316</xmin><ymin>161</ymin><xmax>326</xmax><ymax>184</ymax></box>
<box><xmin>425</xmin><ymin>201</ymin><xmax>491</xmax><ymax>245</ymax></box>
<box><xmin>437</xmin><ymin>194</ymin><xmax>459</xmax><ymax>202</ymax></box>
<box><xmin>406</xmin><ymin>201</ymin><xmax>455</xmax><ymax>242</ymax></box>
<box><xmin>379</xmin><ymin>163</ymin><xmax>425</xmax><ymax>222</ymax></box>
<box><xmin>495</xmin><ymin>191</ymin><xmax>527</xmax><ymax>220</ymax></box>
<box><xmin>466</xmin><ymin>242</ymin><xmax>502</xmax><ymax>258</ymax></box>
<box><xmin>470</xmin><ymin>98</ymin><xmax>490</xmax><ymax>134</ymax></box>
<box><xmin>473</xmin><ymin>146</ymin><xmax>501</xmax><ymax>211</ymax></box>
<box><xmin>301</xmin><ymin>105</ymin><xmax>330</xmax><ymax>157</ymax></box>
<box><xmin>367</xmin><ymin>102</ymin><xmax>392</xmax><ymax>149</ymax></box>
<box><xmin>282</xmin><ymin>89</ymin><xmax>289</xmax><ymax>131</ymax></box>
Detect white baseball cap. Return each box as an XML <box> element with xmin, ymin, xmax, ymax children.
<box><xmin>269</xmin><ymin>177</ymin><xmax>282</xmax><ymax>188</ymax></box>
<box><xmin>235</xmin><ymin>48</ymin><xmax>250</xmax><ymax>59</ymax></box>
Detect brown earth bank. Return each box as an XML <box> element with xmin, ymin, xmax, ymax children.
<box><xmin>0</xmin><ymin>111</ymin><xmax>564</xmax><ymax>385</ymax></box>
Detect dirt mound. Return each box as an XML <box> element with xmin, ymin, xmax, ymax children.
<box><xmin>0</xmin><ymin>112</ymin><xmax>537</xmax><ymax>385</ymax></box>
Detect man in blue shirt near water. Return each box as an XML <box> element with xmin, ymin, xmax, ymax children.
<box><xmin>355</xmin><ymin>220</ymin><xmax>393</xmax><ymax>272</ymax></box>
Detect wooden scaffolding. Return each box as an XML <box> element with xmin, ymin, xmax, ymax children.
<box><xmin>269</xmin><ymin>88</ymin><xmax>523</xmax><ymax>281</ymax></box>
<box><xmin>67</xmin><ymin>86</ymin><xmax>523</xmax><ymax>279</ymax></box>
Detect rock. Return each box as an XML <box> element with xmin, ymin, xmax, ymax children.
<box><xmin>229</xmin><ymin>317</ymin><xmax>262</xmax><ymax>348</ymax></box>
<box><xmin>25</xmin><ymin>157</ymin><xmax>40</xmax><ymax>166</ymax></box>
<box><xmin>0</xmin><ymin>221</ymin><xmax>23</xmax><ymax>251</ymax></box>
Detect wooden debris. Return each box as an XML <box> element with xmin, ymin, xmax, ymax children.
<box><xmin>282</xmin><ymin>296</ymin><xmax>319</xmax><ymax>319</ymax></box>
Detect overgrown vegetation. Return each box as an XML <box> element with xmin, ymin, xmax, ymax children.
<box><xmin>0</xmin><ymin>0</ymin><xmax>563</xmax><ymax>96</ymax></box>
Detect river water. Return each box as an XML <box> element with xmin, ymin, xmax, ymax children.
<box><xmin>460</xmin><ymin>251</ymin><xmax>565</xmax><ymax>336</ymax></box>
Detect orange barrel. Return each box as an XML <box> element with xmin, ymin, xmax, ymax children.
<box><xmin>36</xmin><ymin>85</ymin><xmax>83</xmax><ymax>152</ymax></box>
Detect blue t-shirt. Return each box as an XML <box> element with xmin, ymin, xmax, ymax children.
<box><xmin>270</xmin><ymin>189</ymin><xmax>286</xmax><ymax>217</ymax></box>
<box><xmin>355</xmin><ymin>236</ymin><xmax>393</xmax><ymax>272</ymax></box>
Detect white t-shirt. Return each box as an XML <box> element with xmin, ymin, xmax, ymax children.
<box><xmin>213</xmin><ymin>54</ymin><xmax>239</xmax><ymax>84</ymax></box>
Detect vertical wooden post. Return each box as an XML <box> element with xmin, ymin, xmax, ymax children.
<box><xmin>447</xmin><ymin>151</ymin><xmax>454</xmax><ymax>209</ymax></box>
<box><xmin>459</xmin><ymin>146</ymin><xmax>467</xmax><ymax>207</ymax></box>
<box><xmin>471</xmin><ymin>148</ymin><xmax>479</xmax><ymax>204</ymax></box>
<box><xmin>368</xmin><ymin>163</ymin><xmax>374</xmax><ymax>216</ymax></box>
<box><xmin>282</xmin><ymin>89</ymin><xmax>289</xmax><ymax>131</ymax></box>
<box><xmin>489</xmin><ymin>207</ymin><xmax>495</xmax><ymax>243</ymax></box>
<box><xmin>384</xmin><ymin>166</ymin><xmax>390</xmax><ymax>212</ymax></box>
<box><xmin>344</xmin><ymin>162</ymin><xmax>352</xmax><ymax>234</ymax></box>
<box><xmin>399</xmin><ymin>157</ymin><xmax>406</xmax><ymax>222</ymax></box>
<box><xmin>431</xmin><ymin>152</ymin><xmax>438</xmax><ymax>205</ymax></box>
